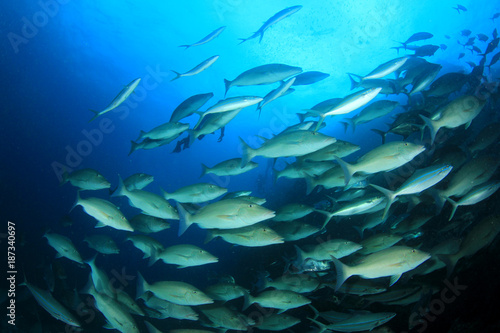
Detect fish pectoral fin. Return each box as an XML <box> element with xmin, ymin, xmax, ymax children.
<box><xmin>389</xmin><ymin>274</ymin><xmax>402</xmax><ymax>286</ymax></box>
<box><xmin>95</xmin><ymin>221</ymin><xmax>107</xmax><ymax>228</ymax></box>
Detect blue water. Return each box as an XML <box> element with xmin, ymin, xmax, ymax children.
<box><xmin>2</xmin><ymin>0</ymin><xmax>500</xmax><ymax>332</ymax></box>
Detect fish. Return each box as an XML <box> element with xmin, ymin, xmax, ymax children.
<box><xmin>371</xmin><ymin>164</ymin><xmax>453</xmax><ymax>219</ymax></box>
<box><xmin>446</xmin><ymin>181</ymin><xmax>500</xmax><ymax>220</ymax></box>
<box><xmin>136</xmin><ymin>272</ymin><xmax>214</xmax><ymax>306</ymax></box>
<box><xmin>461</xmin><ymin>29</ymin><xmax>472</xmax><ymax>37</ymax></box>
<box><xmin>438</xmin><ymin>215</ymin><xmax>500</xmax><ymax>276</ymax></box>
<box><xmin>421</xmin><ymin>72</ymin><xmax>470</xmax><ymax>98</ymax></box>
<box><xmin>161</xmin><ymin>183</ymin><xmax>227</xmax><ymax>203</ymax></box>
<box><xmin>239</xmin><ymin>130</ymin><xmax>337</xmax><ymax>168</ymax></box>
<box><xmin>257</xmin><ymin>77</ymin><xmax>296</xmax><ymax>115</ymax></box>
<box><xmin>308</xmin><ymin>88</ymin><xmax>382</xmax><ymax>130</ymax></box>
<box><xmin>320</xmin><ymin>195</ymin><xmax>385</xmax><ymax>228</ymax></box>
<box><xmin>358</xmin><ymin>233</ymin><xmax>403</xmax><ymax>255</ymax></box>
<box><xmin>332</xmin><ymin>246</ymin><xmax>431</xmax><ymax>291</ymax></box>
<box><xmin>154</xmin><ymin>244</ymin><xmax>218</xmax><ymax>268</ymax></box>
<box><xmin>195</xmin><ymin>96</ymin><xmax>262</xmax><ymax>127</ymax></box>
<box><xmin>453</xmin><ymin>4</ymin><xmax>467</xmax><ymax>13</ymax></box>
<box><xmin>61</xmin><ymin>168</ymin><xmax>110</xmax><ymax>191</ymax></box>
<box><xmin>292</xmin><ymin>71</ymin><xmax>330</xmax><ymax>86</ymax></box>
<box><xmin>85</xmin><ymin>255</ymin><xmax>113</xmax><ymax>296</ymax></box>
<box><xmin>136</xmin><ymin>122</ymin><xmax>189</xmax><ymax>141</ymax></box>
<box><xmin>83</xmin><ymin>234</ymin><xmax>120</xmax><ymax>254</ymax></box>
<box><xmin>71</xmin><ymin>191</ymin><xmax>133</xmax><ymax>231</ymax></box>
<box><xmin>255</xmin><ymin>313</ymin><xmax>301</xmax><ymax>331</ymax></box>
<box><xmin>272</xmin><ymin>221</ymin><xmax>320</xmax><ymax>241</ymax></box>
<box><xmin>177</xmin><ymin>198</ymin><xmax>275</xmax><ymax>235</ymax></box>
<box><xmin>129</xmin><ymin>214</ymin><xmax>170</xmax><ymax>234</ymax></box>
<box><xmin>224</xmin><ymin>63</ymin><xmax>302</xmax><ymax>96</ymax></box>
<box><xmin>89</xmin><ymin>78</ymin><xmax>141</xmax><ymax>122</ymax></box>
<box><xmin>408</xmin><ymin>63</ymin><xmax>442</xmax><ymax>95</ymax></box>
<box><xmin>300</xmin><ymin>140</ymin><xmax>361</xmax><ymax>162</ymax></box>
<box><xmin>206</xmin><ymin>224</ymin><xmax>284</xmax><ymax>247</ymax></box>
<box><xmin>261</xmin><ymin>273</ymin><xmax>321</xmax><ymax>293</ymax></box>
<box><xmin>420</xmin><ymin>95</ymin><xmax>486</xmax><ymax>144</ymax></box>
<box><xmin>413</xmin><ymin>44</ymin><xmax>440</xmax><ymax>57</ymax></box>
<box><xmin>128</xmin><ymin>137</ymin><xmax>171</xmax><ymax>155</ymax></box>
<box><xmin>348</xmin><ymin>57</ymin><xmax>408</xmax><ymax>81</ymax></box>
<box><xmin>238</xmin><ymin>5</ymin><xmax>302</xmax><ymax>44</ymax></box>
<box><xmin>295</xmin><ymin>239</ymin><xmax>362</xmax><ymax>262</ymax></box>
<box><xmin>491</xmin><ymin>13</ymin><xmax>500</xmax><ymax>22</ymax></box>
<box><xmin>205</xmin><ymin>282</ymin><xmax>249</xmax><ymax>302</ymax></box>
<box><xmin>342</xmin><ymin>100</ymin><xmax>399</xmax><ymax>132</ymax></box>
<box><xmin>169</xmin><ymin>92</ymin><xmax>214</xmax><ymax>123</ymax></box>
<box><xmin>125</xmin><ymin>234</ymin><xmax>164</xmax><ymax>260</ymax></box>
<box><xmin>200</xmin><ymin>158</ymin><xmax>258</xmax><ymax>177</ymax></box>
<box><xmin>21</xmin><ymin>277</ymin><xmax>81</xmax><ymax>327</ymax></box>
<box><xmin>199</xmin><ymin>303</ymin><xmax>253</xmax><ymax>330</ymax></box>
<box><xmin>397</xmin><ymin>32</ymin><xmax>433</xmax><ymax>49</ymax></box>
<box><xmin>171</xmin><ymin>55</ymin><xmax>219</xmax><ymax>81</ymax></box>
<box><xmin>488</xmin><ymin>51</ymin><xmax>500</xmax><ymax>68</ymax></box>
<box><xmin>122</xmin><ymin>173</ymin><xmax>154</xmax><ymax>191</ymax></box>
<box><xmin>477</xmin><ymin>33</ymin><xmax>489</xmax><ymax>42</ymax></box>
<box><xmin>179</xmin><ymin>26</ymin><xmax>226</xmax><ymax>49</ymax></box>
<box><xmin>112</xmin><ymin>175</ymin><xmax>179</xmax><ymax>220</ymax></box>
<box><xmin>468</xmin><ymin>122</ymin><xmax>500</xmax><ymax>154</ymax></box>
<box><xmin>310</xmin><ymin>311</ymin><xmax>396</xmax><ymax>332</ymax></box>
<box><xmin>334</xmin><ymin>141</ymin><xmax>425</xmax><ymax>186</ymax></box>
<box><xmin>243</xmin><ymin>289</ymin><xmax>311</xmax><ymax>312</ymax></box>
<box><xmin>189</xmin><ymin>108</ymin><xmax>242</xmax><ymax>146</ymax></box>
<box><xmin>43</xmin><ymin>232</ymin><xmax>83</xmax><ymax>264</ymax></box>
<box><xmin>482</xmin><ymin>37</ymin><xmax>500</xmax><ymax>55</ymax></box>
<box><xmin>273</xmin><ymin>203</ymin><xmax>316</xmax><ymax>221</ymax></box>
<box><xmin>83</xmin><ymin>279</ymin><xmax>140</xmax><ymax>333</ymax></box>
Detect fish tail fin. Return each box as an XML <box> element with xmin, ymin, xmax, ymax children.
<box><xmin>419</xmin><ymin>115</ymin><xmax>438</xmax><ymax>145</ymax></box>
<box><xmin>308</xmin><ymin>317</ymin><xmax>329</xmax><ymax>333</ymax></box>
<box><xmin>330</xmin><ymin>256</ymin><xmax>353</xmax><ymax>292</ymax></box>
<box><xmin>136</xmin><ymin>130</ymin><xmax>147</xmax><ymax>142</ymax></box>
<box><xmin>112</xmin><ymin>175</ymin><xmax>127</xmax><ymax>198</ymax></box>
<box><xmin>81</xmin><ymin>273</ymin><xmax>95</xmax><ymax>295</ymax></box>
<box><xmin>340</xmin><ymin>121</ymin><xmax>349</xmax><ymax>134</ymax></box>
<box><xmin>170</xmin><ymin>70</ymin><xmax>182</xmax><ymax>81</ymax></box>
<box><xmin>187</xmin><ymin>129</ymin><xmax>197</xmax><ymax>148</ymax></box>
<box><xmin>200</xmin><ymin>163</ymin><xmax>209</xmax><ymax>178</ymax></box>
<box><xmin>239</xmin><ymin>137</ymin><xmax>256</xmax><ymax>168</ymax></box>
<box><xmin>237</xmin><ymin>38</ymin><xmax>248</xmax><ymax>45</ymax></box>
<box><xmin>304</xmin><ymin>175</ymin><xmax>316</xmax><ymax>195</ymax></box>
<box><xmin>333</xmin><ymin>155</ymin><xmax>355</xmax><ymax>186</ymax></box>
<box><xmin>108</xmin><ymin>186</ymin><xmax>117</xmax><ymax>196</ymax></box>
<box><xmin>136</xmin><ymin>271</ymin><xmax>149</xmax><ymax>299</ymax></box>
<box><xmin>371</xmin><ymin>129</ymin><xmax>387</xmax><ymax>144</ymax></box>
<box><xmin>242</xmin><ymin>293</ymin><xmax>255</xmax><ymax>311</ymax></box>
<box><xmin>353</xmin><ymin>225</ymin><xmax>364</xmax><ymax>239</ymax></box>
<box><xmin>445</xmin><ymin>197</ymin><xmax>459</xmax><ymax>221</ymax></box>
<box><xmin>177</xmin><ymin>202</ymin><xmax>193</xmax><ymax>236</ymax></box>
<box><xmin>428</xmin><ymin>189</ymin><xmax>447</xmax><ymax>213</ymax></box>
<box><xmin>437</xmin><ymin>254</ymin><xmax>460</xmax><ymax>277</ymax></box>
<box><xmin>347</xmin><ymin>73</ymin><xmax>361</xmax><ymax>90</ymax></box>
<box><xmin>296</xmin><ymin>112</ymin><xmax>307</xmax><ymax>123</ymax></box>
<box><xmin>88</xmin><ymin>109</ymin><xmax>100</xmax><ymax>123</ymax></box>
<box><xmin>258</xmin><ymin>32</ymin><xmax>264</xmax><ymax>43</ymax></box>
<box><xmin>61</xmin><ymin>170</ymin><xmax>70</xmax><ymax>186</ymax></box>
<box><xmin>147</xmin><ymin>248</ymin><xmax>159</xmax><ymax>267</ymax></box>
<box><xmin>370</xmin><ymin>184</ymin><xmax>396</xmax><ymax>219</ymax></box>
<box><xmin>178</xmin><ymin>44</ymin><xmax>190</xmax><ymax>50</ymax></box>
<box><xmin>204</xmin><ymin>230</ymin><xmax>215</xmax><ymax>244</ymax></box>
<box><xmin>223</xmin><ymin>79</ymin><xmax>232</xmax><ymax>97</ymax></box>
<box><xmin>160</xmin><ymin>187</ymin><xmax>171</xmax><ymax>200</ymax></box>
<box><xmin>70</xmin><ymin>190</ymin><xmax>81</xmax><ymax>213</ymax></box>
<box><xmin>294</xmin><ymin>245</ymin><xmax>306</xmax><ymax>265</ymax></box>
<box><xmin>272</xmin><ymin>168</ymin><xmax>280</xmax><ymax>184</ymax></box>
<box><xmin>129</xmin><ymin>140</ymin><xmax>140</xmax><ymax>156</ymax></box>
<box><xmin>316</xmin><ymin>210</ymin><xmax>334</xmax><ymax>229</ymax></box>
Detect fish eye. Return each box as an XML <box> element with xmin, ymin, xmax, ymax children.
<box><xmin>411</xmin><ymin>249</ymin><xmax>416</xmax><ymax>253</ymax></box>
<box><xmin>248</xmin><ymin>204</ymin><xmax>254</xmax><ymax>208</ymax></box>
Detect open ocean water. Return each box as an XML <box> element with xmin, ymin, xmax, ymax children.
<box><xmin>2</xmin><ymin>0</ymin><xmax>500</xmax><ymax>332</ymax></box>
